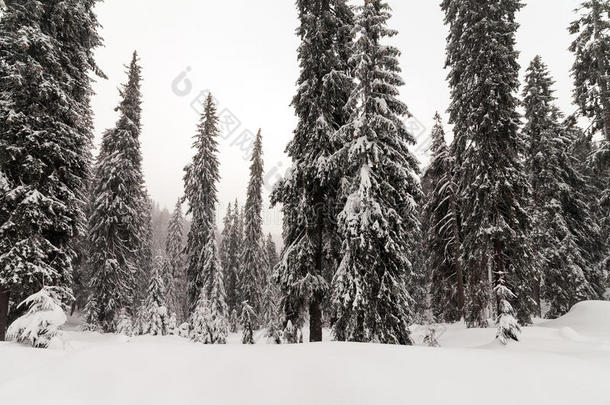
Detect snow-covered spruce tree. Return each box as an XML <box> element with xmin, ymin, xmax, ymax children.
<box><xmin>0</xmin><ymin>0</ymin><xmax>103</xmax><ymax>340</ymax></box>
<box><xmin>262</xmin><ymin>234</ymin><xmax>282</xmax><ymax>342</ymax></box>
<box><xmin>240</xmin><ymin>129</ymin><xmax>265</xmax><ymax>318</ymax></box>
<box><xmin>134</xmin><ymin>195</ymin><xmax>154</xmax><ymax>310</ymax></box>
<box><xmin>422</xmin><ymin>114</ymin><xmax>464</xmax><ymax>323</ymax></box>
<box><xmin>330</xmin><ymin>0</ymin><xmax>421</xmax><ymax>345</ymax></box>
<box><xmin>523</xmin><ymin>56</ymin><xmax>601</xmax><ymax>318</ymax></box>
<box><xmin>189</xmin><ymin>239</ymin><xmax>229</xmax><ymax>344</ymax></box>
<box><xmin>220</xmin><ymin>203</ymin><xmax>240</xmax><ymax>314</ymax></box>
<box><xmin>6</xmin><ymin>287</ymin><xmax>67</xmax><ymax>348</ymax></box>
<box><xmin>138</xmin><ymin>254</ymin><xmax>172</xmax><ymax>336</ymax></box>
<box><xmin>115</xmin><ymin>308</ymin><xmax>134</xmax><ymax>337</ymax></box>
<box><xmin>265</xmin><ymin>234</ymin><xmax>279</xmax><ymax>272</ymax></box>
<box><xmin>495</xmin><ymin>281</ymin><xmax>521</xmax><ymax>345</ymax></box>
<box><xmin>271</xmin><ymin>0</ymin><xmax>355</xmax><ymax>343</ymax></box>
<box><xmin>166</xmin><ymin>200</ymin><xmax>187</xmax><ymax>321</ymax></box>
<box><xmin>86</xmin><ymin>52</ymin><xmax>148</xmax><ymax>332</ymax></box>
<box><xmin>220</xmin><ymin>204</ymin><xmax>233</xmax><ymax>286</ymax></box>
<box><xmin>240</xmin><ymin>301</ymin><xmax>256</xmax><ymax>344</ymax></box>
<box><xmin>442</xmin><ymin>0</ymin><xmax>535</xmax><ymax>328</ymax></box>
<box><xmin>570</xmin><ymin>0</ymin><xmax>610</xmax><ymax>280</ymax></box>
<box><xmin>570</xmin><ymin>0</ymin><xmax>610</xmax><ymax>141</ymax></box>
<box><xmin>183</xmin><ymin>94</ymin><xmax>221</xmax><ymax>311</ymax></box>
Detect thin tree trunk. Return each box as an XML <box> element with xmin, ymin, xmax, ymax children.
<box><xmin>309</xmin><ymin>298</ymin><xmax>323</xmax><ymax>342</ymax></box>
<box><xmin>0</xmin><ymin>289</ymin><xmax>9</xmax><ymax>341</ymax></box>
<box><xmin>451</xmin><ymin>197</ymin><xmax>465</xmax><ymax>319</ymax></box>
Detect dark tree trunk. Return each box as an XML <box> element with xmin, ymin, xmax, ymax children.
<box><xmin>451</xmin><ymin>197</ymin><xmax>465</xmax><ymax>319</ymax></box>
<box><xmin>309</xmin><ymin>298</ymin><xmax>323</xmax><ymax>342</ymax></box>
<box><xmin>533</xmin><ymin>280</ymin><xmax>542</xmax><ymax>317</ymax></box>
<box><xmin>0</xmin><ymin>289</ymin><xmax>9</xmax><ymax>342</ymax></box>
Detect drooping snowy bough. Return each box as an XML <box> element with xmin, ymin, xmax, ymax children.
<box><xmin>7</xmin><ymin>287</ymin><xmax>67</xmax><ymax>349</ymax></box>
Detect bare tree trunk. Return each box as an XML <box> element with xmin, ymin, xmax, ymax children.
<box><xmin>0</xmin><ymin>289</ymin><xmax>9</xmax><ymax>341</ymax></box>
<box><xmin>309</xmin><ymin>298</ymin><xmax>323</xmax><ymax>342</ymax></box>
<box><xmin>451</xmin><ymin>197</ymin><xmax>465</xmax><ymax>319</ymax></box>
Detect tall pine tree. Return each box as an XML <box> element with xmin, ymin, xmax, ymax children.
<box><xmin>442</xmin><ymin>0</ymin><xmax>534</xmax><ymax>335</ymax></box>
<box><xmin>524</xmin><ymin>57</ymin><xmax>605</xmax><ymax>317</ymax></box>
<box><xmin>166</xmin><ymin>200</ymin><xmax>187</xmax><ymax>321</ymax></box>
<box><xmin>570</xmin><ymin>0</ymin><xmax>610</xmax><ymax>280</ymax></box>
<box><xmin>423</xmin><ymin>114</ymin><xmax>464</xmax><ymax>322</ymax></box>
<box><xmin>183</xmin><ymin>94</ymin><xmax>221</xmax><ymax>311</ymax></box>
<box><xmin>0</xmin><ymin>0</ymin><xmax>103</xmax><ymax>339</ymax></box>
<box><xmin>330</xmin><ymin>0</ymin><xmax>421</xmax><ymax>345</ymax></box>
<box><xmin>86</xmin><ymin>52</ymin><xmax>148</xmax><ymax>331</ymax></box>
<box><xmin>239</xmin><ymin>130</ymin><xmax>265</xmax><ymax>316</ymax></box>
<box><xmin>271</xmin><ymin>0</ymin><xmax>354</xmax><ymax>342</ymax></box>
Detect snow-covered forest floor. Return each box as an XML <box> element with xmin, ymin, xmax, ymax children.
<box><xmin>1</xmin><ymin>301</ymin><xmax>609</xmax><ymax>405</ymax></box>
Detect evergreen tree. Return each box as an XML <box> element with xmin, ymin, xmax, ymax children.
<box><xmin>265</xmin><ymin>234</ymin><xmax>279</xmax><ymax>272</ymax></box>
<box><xmin>523</xmin><ymin>57</ymin><xmax>605</xmax><ymax>317</ymax></box>
<box><xmin>85</xmin><ymin>52</ymin><xmax>147</xmax><ymax>331</ymax></box>
<box><xmin>166</xmin><ymin>200</ymin><xmax>187</xmax><ymax>321</ymax></box>
<box><xmin>442</xmin><ymin>0</ymin><xmax>535</xmax><ymax>329</ymax></box>
<box><xmin>220</xmin><ymin>203</ymin><xmax>233</xmax><ymax>286</ymax></box>
<box><xmin>240</xmin><ymin>301</ymin><xmax>256</xmax><ymax>345</ymax></box>
<box><xmin>6</xmin><ymin>287</ymin><xmax>67</xmax><ymax>348</ymax></box>
<box><xmin>570</xmin><ymin>0</ymin><xmax>610</xmax><ymax>279</ymax></box>
<box><xmin>262</xmin><ymin>235</ymin><xmax>282</xmax><ymax>340</ymax></box>
<box><xmin>139</xmin><ymin>254</ymin><xmax>171</xmax><ymax>336</ymax></box>
<box><xmin>189</xmin><ymin>240</ymin><xmax>229</xmax><ymax>344</ymax></box>
<box><xmin>330</xmin><ymin>0</ymin><xmax>420</xmax><ymax>345</ymax></box>
<box><xmin>135</xmin><ymin>195</ymin><xmax>154</xmax><ymax>309</ymax></box>
<box><xmin>423</xmin><ymin>114</ymin><xmax>464</xmax><ymax>322</ymax></box>
<box><xmin>271</xmin><ymin>0</ymin><xmax>355</xmax><ymax>343</ymax></box>
<box><xmin>570</xmin><ymin>0</ymin><xmax>610</xmax><ymax>141</ymax></box>
<box><xmin>183</xmin><ymin>94</ymin><xmax>221</xmax><ymax>311</ymax></box>
<box><xmin>0</xmin><ymin>0</ymin><xmax>103</xmax><ymax>340</ymax></box>
<box><xmin>240</xmin><ymin>129</ymin><xmax>265</xmax><ymax>317</ymax></box>
<box><xmin>220</xmin><ymin>203</ymin><xmax>241</xmax><ymax>313</ymax></box>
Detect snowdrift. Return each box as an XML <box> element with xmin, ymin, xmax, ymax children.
<box><xmin>542</xmin><ymin>301</ymin><xmax>610</xmax><ymax>337</ymax></box>
<box><xmin>0</xmin><ymin>301</ymin><xmax>608</xmax><ymax>405</ymax></box>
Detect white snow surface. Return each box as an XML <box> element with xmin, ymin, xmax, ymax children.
<box><xmin>1</xmin><ymin>301</ymin><xmax>609</xmax><ymax>405</ymax></box>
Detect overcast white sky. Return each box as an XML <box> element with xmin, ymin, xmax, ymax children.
<box><xmin>91</xmin><ymin>0</ymin><xmax>582</xmax><ymax>235</ymax></box>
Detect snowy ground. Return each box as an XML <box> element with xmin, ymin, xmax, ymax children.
<box><xmin>1</xmin><ymin>302</ymin><xmax>609</xmax><ymax>405</ymax></box>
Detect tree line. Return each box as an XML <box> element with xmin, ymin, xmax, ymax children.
<box><xmin>0</xmin><ymin>0</ymin><xmax>609</xmax><ymax>346</ymax></box>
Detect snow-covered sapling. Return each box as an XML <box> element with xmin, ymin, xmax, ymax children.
<box><xmin>6</xmin><ymin>287</ymin><xmax>67</xmax><ymax>349</ymax></box>
<box><xmin>495</xmin><ymin>285</ymin><xmax>521</xmax><ymax>345</ymax></box>
<box><xmin>240</xmin><ymin>301</ymin><xmax>256</xmax><ymax>344</ymax></box>
<box><xmin>283</xmin><ymin>320</ymin><xmax>298</xmax><ymax>344</ymax></box>
<box><xmin>115</xmin><ymin>308</ymin><xmax>134</xmax><ymax>337</ymax></box>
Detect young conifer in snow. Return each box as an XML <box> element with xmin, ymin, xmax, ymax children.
<box><xmin>330</xmin><ymin>0</ymin><xmax>421</xmax><ymax>345</ymax></box>
<box><xmin>224</xmin><ymin>201</ymin><xmax>243</xmax><ymax>313</ymax></box>
<box><xmin>495</xmin><ymin>281</ymin><xmax>521</xmax><ymax>345</ymax></box>
<box><xmin>220</xmin><ymin>204</ymin><xmax>234</xmax><ymax>299</ymax></box>
<box><xmin>166</xmin><ymin>200</ymin><xmax>187</xmax><ymax>321</ymax></box>
<box><xmin>0</xmin><ymin>0</ymin><xmax>103</xmax><ymax>340</ymax></box>
<box><xmin>7</xmin><ymin>287</ymin><xmax>67</xmax><ymax>349</ymax></box>
<box><xmin>523</xmin><ymin>56</ymin><xmax>603</xmax><ymax>317</ymax></box>
<box><xmin>240</xmin><ymin>301</ymin><xmax>256</xmax><ymax>345</ymax></box>
<box><xmin>115</xmin><ymin>308</ymin><xmax>134</xmax><ymax>337</ymax></box>
<box><xmin>188</xmin><ymin>237</ymin><xmax>229</xmax><ymax>344</ymax></box>
<box><xmin>422</xmin><ymin>114</ymin><xmax>464</xmax><ymax>322</ymax></box>
<box><xmin>86</xmin><ymin>52</ymin><xmax>147</xmax><ymax>331</ymax></box>
<box><xmin>183</xmin><ymin>94</ymin><xmax>221</xmax><ymax>311</ymax></box>
<box><xmin>240</xmin><ymin>130</ymin><xmax>265</xmax><ymax>317</ymax></box>
<box><xmin>265</xmin><ymin>234</ymin><xmax>279</xmax><ymax>272</ymax></box>
<box><xmin>139</xmin><ymin>255</ymin><xmax>172</xmax><ymax>336</ymax></box>
<box><xmin>442</xmin><ymin>0</ymin><xmax>535</xmax><ymax>327</ymax></box>
<box><xmin>271</xmin><ymin>0</ymin><xmax>355</xmax><ymax>342</ymax></box>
